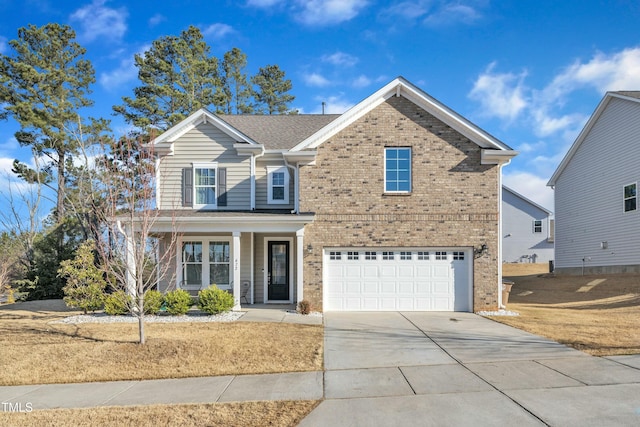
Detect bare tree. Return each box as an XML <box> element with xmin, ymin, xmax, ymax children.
<box><xmin>93</xmin><ymin>136</ymin><xmax>179</xmax><ymax>344</ymax></box>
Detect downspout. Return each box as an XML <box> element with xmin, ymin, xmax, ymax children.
<box><xmin>497</xmin><ymin>159</ymin><xmax>511</xmax><ymax>309</ymax></box>
<box><xmin>283</xmin><ymin>156</ymin><xmax>299</xmax><ymax>214</ymax></box>
<box><xmin>251</xmin><ymin>148</ymin><xmax>266</xmax><ymax>210</ymax></box>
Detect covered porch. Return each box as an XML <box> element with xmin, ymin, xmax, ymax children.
<box><xmin>153</xmin><ymin>211</ymin><xmax>314</xmax><ymax>310</ymax></box>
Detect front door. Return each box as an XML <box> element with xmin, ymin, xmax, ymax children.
<box><xmin>268</xmin><ymin>241</ymin><xmax>290</xmax><ymax>301</ymax></box>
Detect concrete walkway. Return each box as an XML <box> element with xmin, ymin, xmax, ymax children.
<box><xmin>300</xmin><ymin>312</ymin><xmax>640</xmax><ymax>427</ymax></box>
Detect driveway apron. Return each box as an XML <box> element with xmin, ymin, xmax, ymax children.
<box><xmin>300</xmin><ymin>312</ymin><xmax>640</xmax><ymax>427</ymax></box>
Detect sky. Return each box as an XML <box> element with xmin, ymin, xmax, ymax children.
<box><xmin>1</xmin><ymin>0</ymin><xmax>640</xmax><ymax>214</ymax></box>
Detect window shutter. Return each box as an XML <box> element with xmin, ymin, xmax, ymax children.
<box><xmin>217</xmin><ymin>167</ymin><xmax>227</xmax><ymax>206</ymax></box>
<box><xmin>182</xmin><ymin>168</ymin><xmax>193</xmax><ymax>207</ymax></box>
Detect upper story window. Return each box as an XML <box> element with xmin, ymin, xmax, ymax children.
<box><xmin>193</xmin><ymin>163</ymin><xmax>217</xmax><ymax>209</ymax></box>
<box><xmin>624</xmin><ymin>183</ymin><xmax>637</xmax><ymax>212</ymax></box>
<box><xmin>268</xmin><ymin>166</ymin><xmax>289</xmax><ymax>204</ymax></box>
<box><xmin>385</xmin><ymin>147</ymin><xmax>411</xmax><ymax>193</ymax></box>
<box><xmin>533</xmin><ymin>220</ymin><xmax>543</xmax><ymax>233</ymax></box>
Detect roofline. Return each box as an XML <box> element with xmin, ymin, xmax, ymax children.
<box><xmin>503</xmin><ymin>185</ymin><xmax>552</xmax><ymax>215</ymax></box>
<box><xmin>150</xmin><ymin>108</ymin><xmax>259</xmax><ymax>147</ymax></box>
<box><xmin>291</xmin><ymin>76</ymin><xmax>515</xmax><ymax>153</ymax></box>
<box><xmin>548</xmin><ymin>92</ymin><xmax>640</xmax><ymax>186</ymax></box>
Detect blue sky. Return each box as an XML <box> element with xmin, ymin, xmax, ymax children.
<box><xmin>1</xmin><ymin>0</ymin><xmax>640</xmax><ymax>212</ymax></box>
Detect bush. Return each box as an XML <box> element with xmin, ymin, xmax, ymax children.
<box><xmin>59</xmin><ymin>241</ymin><xmax>107</xmax><ymax>313</ymax></box>
<box><xmin>104</xmin><ymin>291</ymin><xmax>131</xmax><ymax>315</ymax></box>
<box><xmin>298</xmin><ymin>300</ymin><xmax>311</xmax><ymax>315</ymax></box>
<box><xmin>198</xmin><ymin>285</ymin><xmax>234</xmax><ymax>315</ymax></box>
<box><xmin>164</xmin><ymin>289</ymin><xmax>193</xmax><ymax>315</ymax></box>
<box><xmin>144</xmin><ymin>290</ymin><xmax>164</xmax><ymax>315</ymax></box>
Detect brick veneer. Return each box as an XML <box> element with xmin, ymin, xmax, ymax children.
<box><xmin>299</xmin><ymin>96</ymin><xmax>500</xmax><ymax>312</ymax></box>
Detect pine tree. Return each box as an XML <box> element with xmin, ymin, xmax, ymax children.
<box><xmin>251</xmin><ymin>64</ymin><xmax>296</xmax><ymax>114</ymax></box>
<box><xmin>221</xmin><ymin>47</ymin><xmax>253</xmax><ymax>114</ymax></box>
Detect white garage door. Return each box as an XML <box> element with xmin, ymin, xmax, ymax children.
<box><xmin>324</xmin><ymin>248</ymin><xmax>472</xmax><ymax>312</ymax></box>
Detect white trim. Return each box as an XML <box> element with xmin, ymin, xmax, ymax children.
<box><xmin>267</xmin><ymin>166</ymin><xmax>290</xmax><ymax>205</ymax></box>
<box><xmin>177</xmin><ymin>237</ymin><xmax>233</xmax><ymax>291</ymax></box>
<box><xmin>232</xmin><ymin>232</ymin><xmax>241</xmax><ymax>310</ymax></box>
<box><xmin>192</xmin><ymin>162</ymin><xmax>218</xmax><ymax>209</ymax></box>
<box><xmin>263</xmin><ymin>237</ymin><xmax>294</xmax><ymax>303</ymax></box>
<box><xmin>250</xmin><ymin>232</ymin><xmax>254</xmax><ymax>304</ymax></box>
<box><xmin>296</xmin><ymin>228</ymin><xmax>304</xmax><ymax>303</ymax></box>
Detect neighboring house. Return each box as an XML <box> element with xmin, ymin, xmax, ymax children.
<box><xmin>548</xmin><ymin>91</ymin><xmax>640</xmax><ymax>274</ymax></box>
<box><xmin>149</xmin><ymin>77</ymin><xmax>517</xmax><ymax>312</ymax></box>
<box><xmin>502</xmin><ymin>186</ymin><xmax>554</xmax><ymax>264</ymax></box>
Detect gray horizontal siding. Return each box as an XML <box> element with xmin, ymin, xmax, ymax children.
<box><xmin>255</xmin><ymin>159</ymin><xmax>295</xmax><ymax>210</ymax></box>
<box><xmin>555</xmin><ymin>97</ymin><xmax>640</xmax><ymax>268</ymax></box>
<box><xmin>158</xmin><ymin>123</ymin><xmax>251</xmax><ymax>210</ymax></box>
<box><xmin>502</xmin><ymin>189</ymin><xmax>554</xmax><ymax>263</ymax></box>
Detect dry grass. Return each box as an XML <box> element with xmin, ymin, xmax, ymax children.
<box><xmin>0</xmin><ymin>300</ymin><xmax>323</xmax><ymax>386</ymax></box>
<box><xmin>0</xmin><ymin>400</ymin><xmax>320</xmax><ymax>427</ymax></box>
<box><xmin>492</xmin><ymin>265</ymin><xmax>640</xmax><ymax>356</ymax></box>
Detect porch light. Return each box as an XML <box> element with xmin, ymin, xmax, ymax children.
<box><xmin>307</xmin><ymin>244</ymin><xmax>313</xmax><ymax>254</ymax></box>
<box><xmin>474</xmin><ymin>243</ymin><xmax>488</xmax><ymax>258</ymax></box>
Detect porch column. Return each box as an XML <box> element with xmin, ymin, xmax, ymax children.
<box><xmin>117</xmin><ymin>221</ymin><xmax>136</xmax><ymax>298</ymax></box>
<box><xmin>233</xmin><ymin>231</ymin><xmax>241</xmax><ymax>310</ymax></box>
<box><xmin>296</xmin><ymin>228</ymin><xmax>304</xmax><ymax>303</ymax></box>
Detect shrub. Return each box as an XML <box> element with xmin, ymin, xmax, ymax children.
<box><xmin>58</xmin><ymin>241</ymin><xmax>107</xmax><ymax>313</ymax></box>
<box><xmin>198</xmin><ymin>285</ymin><xmax>234</xmax><ymax>314</ymax></box>
<box><xmin>164</xmin><ymin>289</ymin><xmax>193</xmax><ymax>315</ymax></box>
<box><xmin>144</xmin><ymin>290</ymin><xmax>164</xmax><ymax>315</ymax></box>
<box><xmin>104</xmin><ymin>291</ymin><xmax>131</xmax><ymax>315</ymax></box>
<box><xmin>298</xmin><ymin>299</ymin><xmax>311</xmax><ymax>315</ymax></box>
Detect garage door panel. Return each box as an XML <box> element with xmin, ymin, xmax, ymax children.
<box><xmin>324</xmin><ymin>248</ymin><xmax>471</xmax><ymax>312</ymax></box>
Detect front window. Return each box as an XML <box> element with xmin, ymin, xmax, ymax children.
<box><xmin>267</xmin><ymin>166</ymin><xmax>289</xmax><ymax>204</ymax></box>
<box><xmin>385</xmin><ymin>147</ymin><xmax>411</xmax><ymax>193</ymax></box>
<box><xmin>194</xmin><ymin>164</ymin><xmax>217</xmax><ymax>208</ymax></box>
<box><xmin>181</xmin><ymin>239</ymin><xmax>231</xmax><ymax>289</ymax></box>
<box><xmin>624</xmin><ymin>183</ymin><xmax>637</xmax><ymax>212</ymax></box>
<box><xmin>533</xmin><ymin>220</ymin><xmax>543</xmax><ymax>233</ymax></box>
<box><xmin>182</xmin><ymin>242</ymin><xmax>203</xmax><ymax>286</ymax></box>
<box><xmin>209</xmin><ymin>241</ymin><xmax>230</xmax><ymax>288</ymax></box>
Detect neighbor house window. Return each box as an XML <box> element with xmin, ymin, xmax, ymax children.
<box><xmin>384</xmin><ymin>147</ymin><xmax>411</xmax><ymax>193</ymax></box>
<box><xmin>267</xmin><ymin>166</ymin><xmax>289</xmax><ymax>204</ymax></box>
<box><xmin>193</xmin><ymin>164</ymin><xmax>217</xmax><ymax>208</ymax></box>
<box><xmin>533</xmin><ymin>220</ymin><xmax>543</xmax><ymax>233</ymax></box>
<box><xmin>624</xmin><ymin>183</ymin><xmax>637</xmax><ymax>212</ymax></box>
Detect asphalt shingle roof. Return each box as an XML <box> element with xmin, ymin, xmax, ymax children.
<box><xmin>614</xmin><ymin>91</ymin><xmax>640</xmax><ymax>100</ymax></box>
<box><xmin>218</xmin><ymin>114</ymin><xmax>340</xmax><ymax>149</ymax></box>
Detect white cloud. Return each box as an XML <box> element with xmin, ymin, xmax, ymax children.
<box><xmin>352</xmin><ymin>75</ymin><xmax>371</xmax><ymax>88</ymax></box>
<box><xmin>423</xmin><ymin>3</ymin><xmax>482</xmax><ymax>27</ymax></box>
<box><xmin>303</xmin><ymin>73</ymin><xmax>331</xmax><ymax>87</ymax></box>
<box><xmin>310</xmin><ymin>94</ymin><xmax>354</xmax><ymax>114</ymax></box>
<box><xmin>99</xmin><ymin>56</ymin><xmax>137</xmax><ymax>89</ymax></box>
<box><xmin>148</xmin><ymin>13</ymin><xmax>166</xmax><ymax>27</ymax></box>
<box><xmin>293</xmin><ymin>0</ymin><xmax>369</xmax><ymax>26</ymax></box>
<box><xmin>322</xmin><ymin>51</ymin><xmax>359</xmax><ymax>67</ymax></box>
<box><xmin>503</xmin><ymin>171</ymin><xmax>555</xmax><ymax>211</ymax></box>
<box><xmin>469</xmin><ymin>62</ymin><xmax>528</xmax><ymax>121</ymax></box>
<box><xmin>246</xmin><ymin>0</ymin><xmax>284</xmax><ymax>6</ymax></box>
<box><xmin>382</xmin><ymin>1</ymin><xmax>484</xmax><ymax>27</ymax></box>
<box><xmin>70</xmin><ymin>0</ymin><xmax>128</xmax><ymax>43</ymax></box>
<box><xmin>201</xmin><ymin>23</ymin><xmax>235</xmax><ymax>39</ymax></box>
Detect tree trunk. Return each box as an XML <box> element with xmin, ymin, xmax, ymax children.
<box><xmin>138</xmin><ymin>293</ymin><xmax>145</xmax><ymax>344</ymax></box>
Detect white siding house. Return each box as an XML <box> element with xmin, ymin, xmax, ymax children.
<box><xmin>548</xmin><ymin>91</ymin><xmax>640</xmax><ymax>274</ymax></box>
<box><xmin>502</xmin><ymin>186</ymin><xmax>554</xmax><ymax>264</ymax></box>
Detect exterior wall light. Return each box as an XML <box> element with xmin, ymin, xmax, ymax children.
<box><xmin>474</xmin><ymin>243</ymin><xmax>488</xmax><ymax>258</ymax></box>
<box><xmin>307</xmin><ymin>244</ymin><xmax>313</xmax><ymax>254</ymax></box>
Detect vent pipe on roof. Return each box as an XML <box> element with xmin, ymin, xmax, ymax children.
<box><xmin>322</xmin><ymin>102</ymin><xmax>326</xmax><ymax>115</ymax></box>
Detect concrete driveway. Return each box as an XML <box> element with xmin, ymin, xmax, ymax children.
<box><xmin>300</xmin><ymin>312</ymin><xmax>640</xmax><ymax>427</ymax></box>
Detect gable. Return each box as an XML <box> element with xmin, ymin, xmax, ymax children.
<box><xmin>548</xmin><ymin>92</ymin><xmax>640</xmax><ymax>186</ymax></box>
<box><xmin>291</xmin><ymin>76</ymin><xmax>515</xmax><ymax>159</ymax></box>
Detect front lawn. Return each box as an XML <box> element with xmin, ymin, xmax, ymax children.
<box><xmin>0</xmin><ymin>300</ymin><xmax>323</xmax><ymax>386</ymax></box>
<box><xmin>490</xmin><ymin>265</ymin><xmax>640</xmax><ymax>356</ymax></box>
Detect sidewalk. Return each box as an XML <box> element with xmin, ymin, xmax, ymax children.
<box><xmin>0</xmin><ymin>372</ymin><xmax>323</xmax><ymax>410</ymax></box>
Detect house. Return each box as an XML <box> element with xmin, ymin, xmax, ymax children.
<box><xmin>548</xmin><ymin>91</ymin><xmax>640</xmax><ymax>274</ymax></box>
<box><xmin>149</xmin><ymin>77</ymin><xmax>517</xmax><ymax>312</ymax></box>
<box><xmin>502</xmin><ymin>186</ymin><xmax>554</xmax><ymax>264</ymax></box>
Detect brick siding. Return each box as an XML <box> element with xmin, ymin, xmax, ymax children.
<box><xmin>299</xmin><ymin>96</ymin><xmax>500</xmax><ymax>311</ymax></box>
